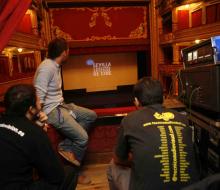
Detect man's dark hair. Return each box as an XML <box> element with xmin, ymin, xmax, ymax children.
<box><xmin>4</xmin><ymin>84</ymin><xmax>36</xmax><ymax>116</ymax></box>
<box><xmin>47</xmin><ymin>38</ymin><xmax>68</xmax><ymax>59</ymax></box>
<box><xmin>133</xmin><ymin>77</ymin><xmax>163</xmax><ymax>106</ymax></box>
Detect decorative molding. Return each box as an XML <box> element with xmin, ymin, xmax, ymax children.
<box><xmin>52</xmin><ymin>26</ymin><xmax>73</xmax><ymax>40</ymax></box>
<box><xmin>205</xmin><ymin>0</ymin><xmax>220</xmax><ymax>6</ymax></box>
<box><xmin>160</xmin><ymin>33</ymin><xmax>174</xmax><ymax>44</ymax></box>
<box><xmin>8</xmin><ymin>32</ymin><xmax>41</xmax><ymax>50</ymax></box>
<box><xmin>46</xmin><ymin>0</ymin><xmax>148</xmax><ymax>2</ymax></box>
<box><xmin>68</xmin><ymin>38</ymin><xmax>150</xmax><ymax>48</ymax></box>
<box><xmin>160</xmin><ymin>22</ymin><xmax>220</xmax><ymax>45</ymax></box>
<box><xmin>50</xmin><ymin>6</ymin><xmax>148</xmax><ymax>43</ymax></box>
<box><xmin>174</xmin><ymin>22</ymin><xmax>220</xmax><ymax>43</ymax></box>
<box><xmin>158</xmin><ymin>64</ymin><xmax>183</xmax><ymax>75</ymax></box>
<box><xmin>46</xmin><ymin>0</ymin><xmax>149</xmax><ymax>7</ymax></box>
<box><xmin>129</xmin><ymin>23</ymin><xmax>147</xmax><ymax>38</ymax></box>
<box><xmin>85</xmin><ymin>35</ymin><xmax>116</xmax><ymax>41</ymax></box>
<box><xmin>89</xmin><ymin>8</ymin><xmax>113</xmax><ymax>28</ymax></box>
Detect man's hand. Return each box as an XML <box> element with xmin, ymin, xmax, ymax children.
<box><xmin>113</xmin><ymin>153</ymin><xmax>133</xmax><ymax>168</ymax></box>
<box><xmin>36</xmin><ymin>111</ymin><xmax>49</xmax><ymax>132</ymax></box>
<box><xmin>37</xmin><ymin>111</ymin><xmax>48</xmax><ymax>123</ymax></box>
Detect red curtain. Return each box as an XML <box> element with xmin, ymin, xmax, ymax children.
<box><xmin>192</xmin><ymin>9</ymin><xmax>202</xmax><ymax>27</ymax></box>
<box><xmin>217</xmin><ymin>4</ymin><xmax>220</xmax><ymax>21</ymax></box>
<box><xmin>177</xmin><ymin>10</ymin><xmax>189</xmax><ymax>30</ymax></box>
<box><xmin>16</xmin><ymin>13</ymin><xmax>32</xmax><ymax>34</ymax></box>
<box><xmin>206</xmin><ymin>4</ymin><xmax>217</xmax><ymax>24</ymax></box>
<box><xmin>0</xmin><ymin>0</ymin><xmax>31</xmax><ymax>52</ymax></box>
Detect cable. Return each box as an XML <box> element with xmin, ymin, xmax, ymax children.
<box><xmin>177</xmin><ymin>69</ymin><xmax>184</xmax><ymax>99</ymax></box>
<box><xmin>188</xmin><ymin>86</ymin><xmax>201</xmax><ymax>119</ymax></box>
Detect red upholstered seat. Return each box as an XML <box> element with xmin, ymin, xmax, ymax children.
<box><xmin>0</xmin><ymin>107</ymin><xmax>5</xmax><ymax>113</ymax></box>
<box><xmin>93</xmin><ymin>106</ymin><xmax>136</xmax><ymax>116</ymax></box>
<box><xmin>87</xmin><ymin>125</ymin><xmax>119</xmax><ymax>153</ymax></box>
<box><xmin>87</xmin><ymin>106</ymin><xmax>136</xmax><ymax>153</ymax></box>
<box><xmin>45</xmin><ymin>123</ymin><xmax>119</xmax><ymax>153</ymax></box>
<box><xmin>1</xmin><ymin>106</ymin><xmax>135</xmax><ymax>154</ymax></box>
<box><xmin>46</xmin><ymin>106</ymin><xmax>136</xmax><ymax>154</ymax></box>
<box><xmin>46</xmin><ymin>124</ymin><xmax>64</xmax><ymax>152</ymax></box>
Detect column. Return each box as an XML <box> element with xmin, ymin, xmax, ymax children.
<box><xmin>172</xmin><ymin>7</ymin><xmax>178</xmax><ymax>32</ymax></box>
<box><xmin>29</xmin><ymin>10</ymin><xmax>39</xmax><ymax>35</ymax></box>
<box><xmin>172</xmin><ymin>44</ymin><xmax>180</xmax><ymax>64</ymax></box>
<box><xmin>6</xmin><ymin>52</ymin><xmax>13</xmax><ymax>77</ymax></box>
<box><xmin>42</xmin><ymin>9</ymin><xmax>52</xmax><ymax>46</ymax></box>
<box><xmin>149</xmin><ymin>0</ymin><xmax>160</xmax><ymax>79</ymax></box>
<box><xmin>34</xmin><ymin>51</ymin><xmax>41</xmax><ymax>67</ymax></box>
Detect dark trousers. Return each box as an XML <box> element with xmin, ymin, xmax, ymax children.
<box><xmin>27</xmin><ymin>166</ymin><xmax>78</xmax><ymax>190</ymax></box>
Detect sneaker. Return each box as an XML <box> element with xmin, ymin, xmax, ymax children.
<box><xmin>58</xmin><ymin>150</ymin><xmax>80</xmax><ymax>166</ymax></box>
<box><xmin>77</xmin><ymin>174</ymin><xmax>91</xmax><ymax>185</ymax></box>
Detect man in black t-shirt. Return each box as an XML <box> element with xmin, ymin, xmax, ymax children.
<box><xmin>107</xmin><ymin>77</ymin><xmax>199</xmax><ymax>190</ymax></box>
<box><xmin>0</xmin><ymin>84</ymin><xmax>77</xmax><ymax>190</ymax></box>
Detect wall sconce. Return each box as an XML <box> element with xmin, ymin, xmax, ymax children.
<box><xmin>185</xmin><ymin>4</ymin><xmax>190</xmax><ymax>9</ymax></box>
<box><xmin>195</xmin><ymin>39</ymin><xmax>201</xmax><ymax>44</ymax></box>
<box><xmin>17</xmin><ymin>48</ymin><xmax>23</xmax><ymax>53</ymax></box>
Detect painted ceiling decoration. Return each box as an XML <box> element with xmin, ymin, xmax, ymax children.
<box><xmin>50</xmin><ymin>6</ymin><xmax>148</xmax><ymax>43</ymax></box>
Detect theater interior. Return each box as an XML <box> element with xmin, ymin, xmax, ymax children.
<box><xmin>0</xmin><ymin>0</ymin><xmax>220</xmax><ymax>189</ymax></box>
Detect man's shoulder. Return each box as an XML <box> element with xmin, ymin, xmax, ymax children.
<box><xmin>121</xmin><ymin>108</ymin><xmax>145</xmax><ymax>125</ymax></box>
<box><xmin>38</xmin><ymin>59</ymin><xmax>56</xmax><ymax>70</ymax></box>
<box><xmin>17</xmin><ymin>118</ymin><xmax>48</xmax><ymax>142</ymax></box>
<box><xmin>124</xmin><ymin>106</ymin><xmax>153</xmax><ymax>119</ymax></box>
<box><xmin>35</xmin><ymin>59</ymin><xmax>56</xmax><ymax>81</ymax></box>
<box><xmin>121</xmin><ymin>106</ymin><xmax>186</xmax><ymax>126</ymax></box>
<box><xmin>0</xmin><ymin>116</ymin><xmax>41</xmax><ymax>138</ymax></box>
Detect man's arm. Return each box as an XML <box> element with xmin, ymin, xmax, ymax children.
<box><xmin>113</xmin><ymin>152</ymin><xmax>132</xmax><ymax>167</ymax></box>
<box><xmin>34</xmin><ymin>65</ymin><xmax>52</xmax><ymax>104</ymax></box>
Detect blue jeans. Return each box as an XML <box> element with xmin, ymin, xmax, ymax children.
<box><xmin>47</xmin><ymin>103</ymin><xmax>97</xmax><ymax>161</ymax></box>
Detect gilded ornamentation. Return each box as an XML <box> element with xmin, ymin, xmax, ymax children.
<box><xmin>52</xmin><ymin>26</ymin><xmax>72</xmax><ymax>41</ymax></box>
<box><xmin>129</xmin><ymin>23</ymin><xmax>147</xmax><ymax>38</ymax></box>
<box><xmin>50</xmin><ymin>6</ymin><xmax>147</xmax><ymax>41</ymax></box>
<box><xmin>85</xmin><ymin>35</ymin><xmax>117</xmax><ymax>41</ymax></box>
<box><xmin>89</xmin><ymin>8</ymin><xmax>112</xmax><ymax>28</ymax></box>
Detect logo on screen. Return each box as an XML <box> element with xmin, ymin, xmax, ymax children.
<box><xmin>86</xmin><ymin>59</ymin><xmax>95</xmax><ymax>66</ymax></box>
<box><xmin>86</xmin><ymin>58</ymin><xmax>111</xmax><ymax>76</ymax></box>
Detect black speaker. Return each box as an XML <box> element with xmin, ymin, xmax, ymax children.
<box><xmin>179</xmin><ymin>64</ymin><xmax>220</xmax><ymax>117</ymax></box>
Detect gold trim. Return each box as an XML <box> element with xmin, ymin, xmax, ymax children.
<box><xmin>89</xmin><ymin>8</ymin><xmax>113</xmax><ymax>28</ymax></box>
<box><xmin>52</xmin><ymin>26</ymin><xmax>73</xmax><ymax>40</ymax></box>
<box><xmin>101</xmin><ymin>8</ymin><xmax>112</xmax><ymax>27</ymax></box>
<box><xmin>50</xmin><ymin>6</ymin><xmax>147</xmax><ymax>41</ymax></box>
<box><xmin>129</xmin><ymin>23</ymin><xmax>147</xmax><ymax>38</ymax></box>
<box><xmin>85</xmin><ymin>35</ymin><xmax>117</xmax><ymax>41</ymax></box>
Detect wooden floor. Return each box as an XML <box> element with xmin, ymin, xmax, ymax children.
<box><xmin>76</xmin><ymin>164</ymin><xmax>110</xmax><ymax>190</ymax></box>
